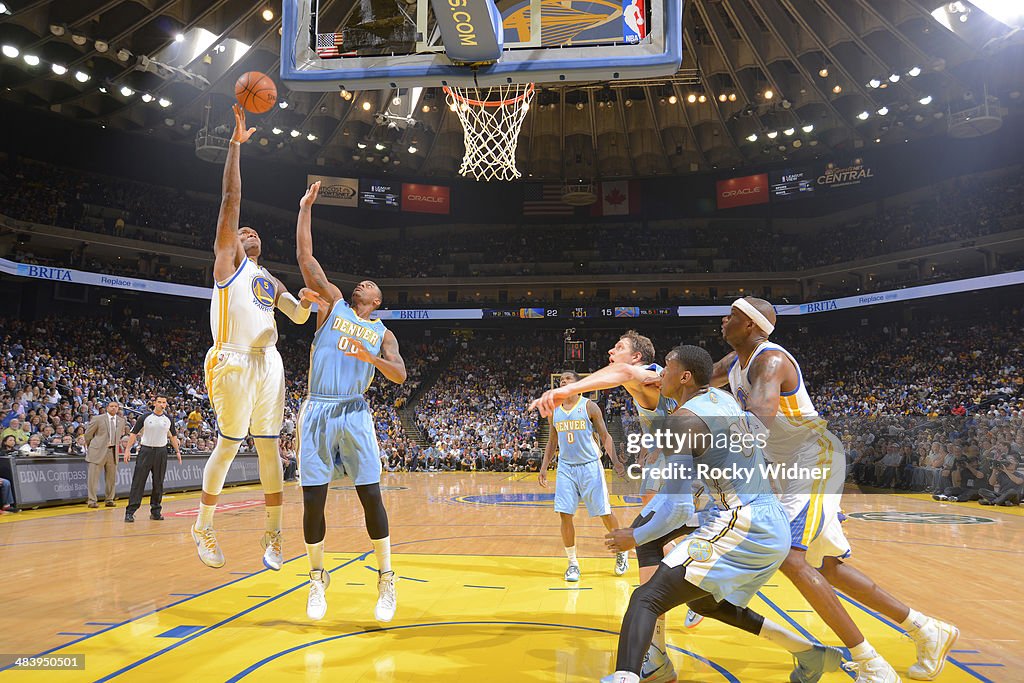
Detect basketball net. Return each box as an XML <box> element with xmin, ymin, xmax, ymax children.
<box><xmin>443</xmin><ymin>83</ymin><xmax>535</xmax><ymax>182</ymax></box>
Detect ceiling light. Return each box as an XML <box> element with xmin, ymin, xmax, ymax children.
<box><xmin>158</xmin><ymin>97</ymin><xmax>171</xmax><ymax>107</ymax></box>
<box><xmin>72</xmin><ymin>34</ymin><xmax>87</xmax><ymax>46</ymax></box>
<box><xmin>116</xmin><ymin>49</ymin><xmax>131</xmax><ymax>62</ymax></box>
<box><xmin>763</xmin><ymin>89</ymin><xmax>773</xmax><ymax>100</ymax></box>
<box><xmin>783</xmin><ymin>127</ymin><xmax>795</xmax><ymax>136</ymax></box>
<box><xmin>874</xmin><ymin>137</ymin><xmax>881</xmax><ymax>143</ymax></box>
<box><xmin>54</xmin><ymin>63</ymin><xmax>69</xmax><ymax>75</ymax></box>
<box><xmin>697</xmin><ymin>94</ymin><xmax>706</xmax><ymax>103</ymax></box>
<box><xmin>728</xmin><ymin>93</ymin><xmax>737</xmax><ymax>102</ymax></box>
<box><xmin>95</xmin><ymin>41</ymin><xmax>108</xmax><ymax>53</ymax></box>
<box><xmin>908</xmin><ymin>66</ymin><xmax>921</xmax><ymax>77</ymax></box>
<box><xmin>408</xmin><ymin>145</ymin><xmax>418</xmax><ymax>153</ymax></box>
<box><xmin>0</xmin><ymin>3</ymin><xmax>8</xmax><ymax>13</ymax></box>
<box><xmin>766</xmin><ymin>130</ymin><xmax>778</xmax><ymax>139</ymax></box>
<box><xmin>718</xmin><ymin>93</ymin><xmax>727</xmax><ymax>102</ymax></box>
<box><xmin>278</xmin><ymin>100</ymin><xmax>288</xmax><ymax>108</ymax></box>
<box><xmin>889</xmin><ymin>73</ymin><xmax>900</xmax><ymax>83</ymax></box>
<box><xmin>792</xmin><ymin>139</ymin><xmax>802</xmax><ymax>148</ymax></box>
<box><xmin>1</xmin><ymin>44</ymin><xmax>18</xmax><ymax>59</ymax></box>
<box><xmin>306</xmin><ymin>133</ymin><xmax>317</xmax><ymax>141</ymax></box>
<box><xmin>919</xmin><ymin>95</ymin><xmax>933</xmax><ymax>105</ymax></box>
<box><xmin>50</xmin><ymin>25</ymin><xmax>65</xmax><ymax>36</ymax></box>
<box><xmin>421</xmin><ymin>104</ymin><xmax>430</xmax><ymax>113</ymax></box>
<box><xmin>857</xmin><ymin>111</ymin><xmax>870</xmax><ymax>120</ymax></box>
<box><xmin>340</xmin><ymin>89</ymin><xmax>352</xmax><ymax>100</ymax></box>
<box><xmin>392</xmin><ymin>96</ymin><xmax>402</xmax><ymax>106</ymax></box>
<box><xmin>290</xmin><ymin>129</ymin><xmax>301</xmax><ymax>137</ymax></box>
<box><xmin>575</xmin><ymin>101</ymin><xmax>584</xmax><ymax>110</ymax></box>
<box><xmin>23</xmin><ymin>54</ymin><xmax>39</xmax><ymax>66</ymax></box>
<box><xmin>272</xmin><ymin>127</ymin><xmax>282</xmax><ymax>134</ymax></box>
<box><xmin>668</xmin><ymin>94</ymin><xmax>677</xmax><ymax>105</ymax></box>
<box><xmin>174</xmin><ymin>33</ymin><xmax>185</xmax><ymax>43</ymax></box>
<box><xmin>120</xmin><ymin>85</ymin><xmax>133</xmax><ymax>96</ymax></box>
<box><xmin>868</xmin><ymin>78</ymin><xmax>881</xmax><ymax>88</ymax></box>
<box><xmin>818</xmin><ymin>67</ymin><xmax>829</xmax><ymax>78</ymax></box>
<box><xmin>357</xmin><ymin>142</ymin><xmax>367</xmax><ymax>149</ymax></box>
<box><xmin>141</xmin><ymin>93</ymin><xmax>153</xmax><ymax>102</ymax></box>
<box><xmin>832</xmin><ymin>84</ymin><xmax>842</xmax><ymax>94</ymax></box>
<box><xmin>98</xmin><ymin>86</ymin><xmax>106</xmax><ymax>93</ymax></box>
<box><xmin>877</xmin><ymin>106</ymin><xmax>889</xmax><ymax>115</ymax></box>
<box><xmin>375</xmin><ymin>142</ymin><xmax>386</xmax><ymax>151</ymax></box>
<box><xmin>624</xmin><ymin>99</ymin><xmax>633</xmax><ymax>108</ymax></box>
<box><xmin>262</xmin><ymin>8</ymin><xmax>275</xmax><ymax>21</ymax></box>
<box><xmin>746</xmin><ymin>133</ymin><xmax>758</xmax><ymax>142</ymax></box>
<box><xmin>362</xmin><ymin>101</ymin><xmax>372</xmax><ymax>111</ymax></box>
<box><xmin>802</xmin><ymin>124</ymin><xmax>814</xmax><ymax>133</ymax></box>
<box><xmin>74</xmin><ymin>70</ymin><xmax>89</xmax><ymax>83</ymax></box>
<box><xmin>687</xmin><ymin>93</ymin><xmax>696</xmax><ymax>103</ymax></box>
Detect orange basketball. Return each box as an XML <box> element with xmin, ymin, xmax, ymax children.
<box><xmin>235</xmin><ymin>71</ymin><xmax>277</xmax><ymax>114</ymax></box>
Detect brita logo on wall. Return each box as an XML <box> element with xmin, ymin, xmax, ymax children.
<box><xmin>817</xmin><ymin>158</ymin><xmax>875</xmax><ymax>189</ymax></box>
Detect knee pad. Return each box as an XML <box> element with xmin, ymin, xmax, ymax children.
<box><xmin>202</xmin><ymin>438</ymin><xmax>242</xmax><ymax>495</ymax></box>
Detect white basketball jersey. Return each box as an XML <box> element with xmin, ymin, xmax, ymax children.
<box><xmin>727</xmin><ymin>341</ymin><xmax>821</xmax><ymax>465</ymax></box>
<box><xmin>210</xmin><ymin>258</ymin><xmax>278</xmax><ymax>349</ymax></box>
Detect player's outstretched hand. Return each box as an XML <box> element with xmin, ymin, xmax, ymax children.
<box><xmin>640</xmin><ymin>372</ymin><xmax>663</xmax><ymax>388</ymax></box>
<box><xmin>538</xmin><ymin>470</ymin><xmax>549</xmax><ymax>488</ymax></box>
<box><xmin>231</xmin><ymin>104</ymin><xmax>256</xmax><ymax>144</ymax></box>
<box><xmin>343</xmin><ymin>339</ymin><xmax>374</xmax><ymax>364</ymax></box>
<box><xmin>529</xmin><ymin>388</ymin><xmax>568</xmax><ymax>417</ymax></box>
<box><xmin>300</xmin><ymin>181</ymin><xmax>320</xmax><ymax>209</ymax></box>
<box><xmin>605</xmin><ymin>528</ymin><xmax>636</xmax><ymax>553</ymax></box>
<box><xmin>299</xmin><ymin>287</ymin><xmax>328</xmax><ymax>308</ymax></box>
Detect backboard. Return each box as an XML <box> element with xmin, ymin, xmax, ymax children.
<box><xmin>281</xmin><ymin>0</ymin><xmax>683</xmax><ymax>90</ymax></box>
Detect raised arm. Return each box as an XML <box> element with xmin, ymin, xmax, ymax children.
<box><xmin>295</xmin><ymin>181</ymin><xmax>343</xmax><ymax>325</ymax></box>
<box><xmin>266</xmin><ymin>272</ymin><xmax>320</xmax><ymax>326</ymax></box>
<box><xmin>711</xmin><ymin>351</ymin><xmax>737</xmax><ymax>388</ymax></box>
<box><xmin>530</xmin><ymin>363</ymin><xmax>657</xmax><ymax>417</ymax></box>
<box><xmin>213</xmin><ymin>105</ymin><xmax>253</xmax><ymax>283</ymax></box>
<box><xmin>588</xmin><ymin>400</ymin><xmax>623</xmax><ymax>476</ymax></box>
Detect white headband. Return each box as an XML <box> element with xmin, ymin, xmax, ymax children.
<box><xmin>732</xmin><ymin>298</ymin><xmax>775</xmax><ymax>336</ymax></box>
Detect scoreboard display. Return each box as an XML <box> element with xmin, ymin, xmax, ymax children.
<box><xmin>359</xmin><ymin>178</ymin><xmax>400</xmax><ymax>210</ymax></box>
<box><xmin>769</xmin><ymin>168</ymin><xmax>816</xmax><ymax>201</ymax></box>
<box><xmin>484</xmin><ymin>307</ymin><xmax>675</xmax><ymax>319</ymax></box>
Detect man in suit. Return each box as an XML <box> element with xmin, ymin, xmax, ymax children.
<box><xmin>84</xmin><ymin>401</ymin><xmax>127</xmax><ymax>508</ymax></box>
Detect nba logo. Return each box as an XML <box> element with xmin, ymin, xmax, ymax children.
<box><xmin>622</xmin><ymin>0</ymin><xmax>647</xmax><ymax>44</ymax></box>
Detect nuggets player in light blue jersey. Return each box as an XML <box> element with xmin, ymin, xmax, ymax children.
<box><xmin>604</xmin><ymin>345</ymin><xmax>843</xmax><ymax>683</ymax></box>
<box><xmin>538</xmin><ymin>371</ymin><xmax>629</xmax><ymax>582</ymax></box>
<box><xmin>530</xmin><ymin>331</ymin><xmax>699</xmax><ymax>681</ymax></box>
<box><xmin>295</xmin><ymin>181</ymin><xmax>407</xmax><ymax>623</ymax></box>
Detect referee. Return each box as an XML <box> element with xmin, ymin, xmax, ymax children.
<box><xmin>124</xmin><ymin>395</ymin><xmax>181</xmax><ymax>523</ymax></box>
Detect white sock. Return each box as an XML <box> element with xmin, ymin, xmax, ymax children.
<box><xmin>612</xmin><ymin>672</ymin><xmax>640</xmax><ymax>683</ymax></box>
<box><xmin>372</xmin><ymin>536</ymin><xmax>392</xmax><ymax>573</ymax></box>
<box><xmin>849</xmin><ymin>640</ymin><xmax>878</xmax><ymax>661</ymax></box>
<box><xmin>652</xmin><ymin>615</ymin><xmax>667</xmax><ymax>653</ymax></box>
<box><xmin>265</xmin><ymin>504</ymin><xmax>282</xmax><ymax>533</ymax></box>
<box><xmin>305</xmin><ymin>540</ymin><xmax>325</xmax><ymax>571</ymax></box>
<box><xmin>196</xmin><ymin>503</ymin><xmax>216</xmax><ymax>530</ymax></box>
<box><xmin>900</xmin><ymin>608</ymin><xmax>929</xmax><ymax>631</ymax></box>
<box><xmin>759</xmin><ymin>619</ymin><xmax>814</xmax><ymax>654</ymax></box>
<box><xmin>565</xmin><ymin>546</ymin><xmax>578</xmax><ymax>565</ymax></box>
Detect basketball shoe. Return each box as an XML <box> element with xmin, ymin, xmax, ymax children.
<box><xmin>684</xmin><ymin>609</ymin><xmax>704</xmax><ymax>628</ymax></box>
<box><xmin>375</xmin><ymin>570</ymin><xmax>397</xmax><ymax>622</ymax></box>
<box><xmin>191</xmin><ymin>524</ymin><xmax>225</xmax><ymax>568</ymax></box>
<box><xmin>907</xmin><ymin>618</ymin><xmax>959</xmax><ymax>680</ymax></box>
<box><xmin>849</xmin><ymin>655</ymin><xmax>901</xmax><ymax>683</ymax></box>
<box><xmin>564</xmin><ymin>563</ymin><xmax>581</xmax><ymax>582</ymax></box>
<box><xmin>261</xmin><ymin>530</ymin><xmax>283</xmax><ymax>570</ymax></box>
<box><xmin>307</xmin><ymin>569</ymin><xmax>330</xmax><ymax>620</ymax></box>
<box><xmin>615</xmin><ymin>552</ymin><xmax>629</xmax><ymax>576</ymax></box>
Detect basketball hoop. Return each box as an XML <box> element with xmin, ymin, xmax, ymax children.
<box><xmin>443</xmin><ymin>83</ymin><xmax>535</xmax><ymax>182</ymax></box>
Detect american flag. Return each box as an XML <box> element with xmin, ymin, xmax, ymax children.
<box><xmin>522</xmin><ymin>183</ymin><xmax>573</xmax><ymax>216</ymax></box>
<box><xmin>315</xmin><ymin>32</ymin><xmax>344</xmax><ymax>58</ymax></box>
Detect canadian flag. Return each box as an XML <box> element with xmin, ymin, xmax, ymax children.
<box><xmin>593</xmin><ymin>180</ymin><xmax>641</xmax><ymax>216</ymax></box>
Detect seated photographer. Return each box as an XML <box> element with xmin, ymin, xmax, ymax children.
<box><xmin>979</xmin><ymin>454</ymin><xmax>1024</xmax><ymax>506</ymax></box>
<box><xmin>934</xmin><ymin>450</ymin><xmax>987</xmax><ymax>502</ymax></box>
<box><xmin>18</xmin><ymin>434</ymin><xmax>46</xmax><ymax>457</ymax></box>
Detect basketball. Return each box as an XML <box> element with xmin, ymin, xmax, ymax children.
<box><xmin>234</xmin><ymin>71</ymin><xmax>277</xmax><ymax>114</ymax></box>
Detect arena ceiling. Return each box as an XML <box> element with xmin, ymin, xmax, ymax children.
<box><xmin>1</xmin><ymin>0</ymin><xmax>1022</xmax><ymax>180</ymax></box>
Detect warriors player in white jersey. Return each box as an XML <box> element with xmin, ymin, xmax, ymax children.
<box><xmin>713</xmin><ymin>297</ymin><xmax>958</xmax><ymax>682</ymax></box>
<box><xmin>191</xmin><ymin>105</ymin><xmax>318</xmax><ymax>570</ymax></box>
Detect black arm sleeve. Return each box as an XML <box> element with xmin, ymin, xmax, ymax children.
<box><xmin>131</xmin><ymin>413</ymin><xmax>150</xmax><ymax>435</ymax></box>
<box><xmin>168</xmin><ymin>419</ymin><xmax>177</xmax><ymax>437</ymax></box>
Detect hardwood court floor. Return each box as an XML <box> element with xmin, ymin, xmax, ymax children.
<box><xmin>0</xmin><ymin>472</ymin><xmax>1019</xmax><ymax>682</ymax></box>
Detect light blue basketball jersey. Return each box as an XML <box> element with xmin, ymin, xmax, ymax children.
<box><xmin>683</xmin><ymin>387</ymin><xmax>775</xmax><ymax>509</ymax></box>
<box><xmin>553</xmin><ymin>397</ymin><xmax>601</xmax><ymax>465</ymax></box>
<box><xmin>308</xmin><ymin>299</ymin><xmax>388</xmax><ymax>398</ymax></box>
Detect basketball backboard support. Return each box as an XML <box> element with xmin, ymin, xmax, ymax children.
<box><xmin>281</xmin><ymin>0</ymin><xmax>683</xmax><ymax>90</ymax></box>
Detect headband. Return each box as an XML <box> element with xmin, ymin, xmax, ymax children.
<box><xmin>732</xmin><ymin>298</ymin><xmax>775</xmax><ymax>336</ymax></box>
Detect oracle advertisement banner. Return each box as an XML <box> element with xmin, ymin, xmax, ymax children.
<box><xmin>716</xmin><ymin>173</ymin><xmax>769</xmax><ymax>209</ymax></box>
<box><xmin>401</xmin><ymin>183</ymin><xmax>451</xmax><ymax>214</ymax></box>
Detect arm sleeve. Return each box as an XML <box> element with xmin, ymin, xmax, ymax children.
<box><xmin>168</xmin><ymin>419</ymin><xmax>177</xmax><ymax>437</ymax></box>
<box><xmin>632</xmin><ymin>452</ymin><xmax>697</xmax><ymax>547</ymax></box>
<box><xmin>131</xmin><ymin>414</ymin><xmax>149</xmax><ymax>435</ymax></box>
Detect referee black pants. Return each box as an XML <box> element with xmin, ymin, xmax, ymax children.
<box><xmin>126</xmin><ymin>446</ymin><xmax>168</xmax><ymax>516</ymax></box>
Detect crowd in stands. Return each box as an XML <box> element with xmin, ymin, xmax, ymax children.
<box><xmin>3</xmin><ymin>157</ymin><xmax>1022</xmax><ymax>290</ymax></box>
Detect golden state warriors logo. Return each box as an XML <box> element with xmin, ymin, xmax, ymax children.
<box><xmin>687</xmin><ymin>539</ymin><xmax>713</xmax><ymax>562</ymax></box>
<box><xmin>251</xmin><ymin>275</ymin><xmax>275</xmax><ymax>311</ymax></box>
